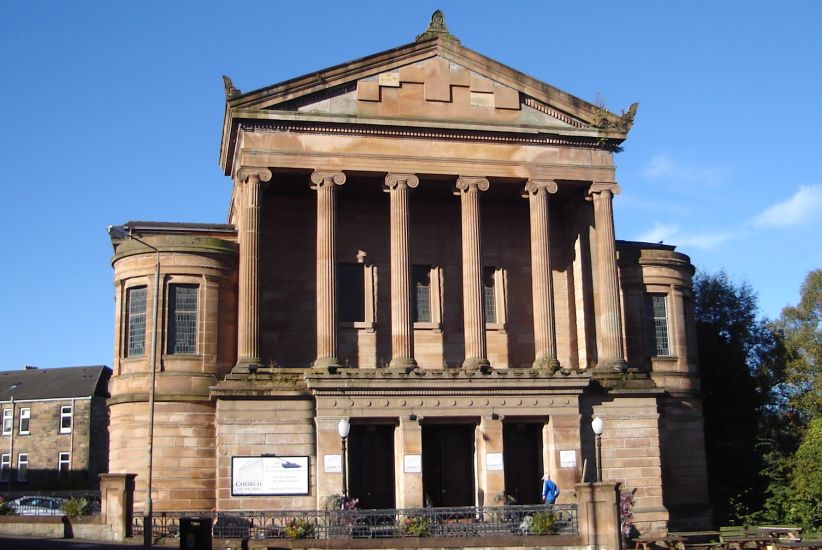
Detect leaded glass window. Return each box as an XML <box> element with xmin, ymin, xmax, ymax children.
<box><xmin>483</xmin><ymin>267</ymin><xmax>497</xmax><ymax>324</ymax></box>
<box><xmin>645</xmin><ymin>293</ymin><xmax>670</xmax><ymax>356</ymax></box>
<box><xmin>413</xmin><ymin>266</ymin><xmax>432</xmax><ymax>323</ymax></box>
<box><xmin>168</xmin><ymin>284</ymin><xmax>198</xmax><ymax>354</ymax></box>
<box><xmin>126</xmin><ymin>286</ymin><xmax>147</xmax><ymax>357</ymax></box>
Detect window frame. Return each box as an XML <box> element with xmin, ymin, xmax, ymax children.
<box><xmin>412</xmin><ymin>265</ymin><xmax>443</xmax><ymax>332</ymax></box>
<box><xmin>483</xmin><ymin>266</ymin><xmax>508</xmax><ymax>333</ymax></box>
<box><xmin>0</xmin><ymin>454</ymin><xmax>9</xmax><ymax>482</ymax></box>
<box><xmin>167</xmin><ymin>283</ymin><xmax>199</xmax><ymax>355</ymax></box>
<box><xmin>18</xmin><ymin>408</ymin><xmax>30</xmax><ymax>435</ymax></box>
<box><xmin>16</xmin><ymin>453</ymin><xmax>28</xmax><ymax>482</ymax></box>
<box><xmin>645</xmin><ymin>292</ymin><xmax>671</xmax><ymax>357</ymax></box>
<box><xmin>58</xmin><ymin>452</ymin><xmax>71</xmax><ymax>478</ymax></box>
<box><xmin>60</xmin><ymin>405</ymin><xmax>73</xmax><ymax>434</ymax></box>
<box><xmin>2</xmin><ymin>409</ymin><xmax>11</xmax><ymax>435</ymax></box>
<box><xmin>125</xmin><ymin>285</ymin><xmax>148</xmax><ymax>358</ymax></box>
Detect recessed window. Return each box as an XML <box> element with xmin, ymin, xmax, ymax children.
<box><xmin>2</xmin><ymin>409</ymin><xmax>11</xmax><ymax>435</ymax></box>
<box><xmin>58</xmin><ymin>452</ymin><xmax>70</xmax><ymax>478</ymax></box>
<box><xmin>645</xmin><ymin>293</ymin><xmax>670</xmax><ymax>356</ymax></box>
<box><xmin>126</xmin><ymin>286</ymin><xmax>147</xmax><ymax>357</ymax></box>
<box><xmin>60</xmin><ymin>406</ymin><xmax>73</xmax><ymax>434</ymax></box>
<box><xmin>483</xmin><ymin>266</ymin><xmax>497</xmax><ymax>324</ymax></box>
<box><xmin>17</xmin><ymin>453</ymin><xmax>28</xmax><ymax>482</ymax></box>
<box><xmin>0</xmin><ymin>454</ymin><xmax>9</xmax><ymax>482</ymax></box>
<box><xmin>413</xmin><ymin>265</ymin><xmax>432</xmax><ymax>323</ymax></box>
<box><xmin>338</xmin><ymin>263</ymin><xmax>365</xmax><ymax>323</ymax></box>
<box><xmin>18</xmin><ymin>408</ymin><xmax>30</xmax><ymax>435</ymax></box>
<box><xmin>167</xmin><ymin>284</ymin><xmax>198</xmax><ymax>354</ymax></box>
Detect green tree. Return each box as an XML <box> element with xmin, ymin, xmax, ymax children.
<box><xmin>786</xmin><ymin>418</ymin><xmax>822</xmax><ymax>528</ymax></box>
<box><xmin>694</xmin><ymin>271</ymin><xmax>781</xmax><ymax>525</ymax></box>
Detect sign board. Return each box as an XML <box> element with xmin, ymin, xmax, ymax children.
<box><xmin>232</xmin><ymin>456</ymin><xmax>309</xmax><ymax>496</ymax></box>
<box><xmin>486</xmin><ymin>452</ymin><xmax>504</xmax><ymax>471</ymax></box>
<box><xmin>324</xmin><ymin>454</ymin><xmax>342</xmax><ymax>473</ymax></box>
<box><xmin>403</xmin><ymin>454</ymin><xmax>422</xmax><ymax>473</ymax></box>
<box><xmin>560</xmin><ymin>450</ymin><xmax>577</xmax><ymax>468</ymax></box>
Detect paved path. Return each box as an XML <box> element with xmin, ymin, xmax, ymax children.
<box><xmin>0</xmin><ymin>537</ymin><xmax>170</xmax><ymax>550</ymax></box>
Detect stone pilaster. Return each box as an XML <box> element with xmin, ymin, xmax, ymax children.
<box><xmin>588</xmin><ymin>182</ymin><xmax>627</xmax><ymax>371</ymax></box>
<box><xmin>311</xmin><ymin>170</ymin><xmax>346</xmax><ymax>370</ymax></box>
<box><xmin>477</xmin><ymin>416</ymin><xmax>504</xmax><ymax>506</ymax></box>
<box><xmin>234</xmin><ymin>167</ymin><xmax>272</xmax><ymax>372</ymax></box>
<box><xmin>525</xmin><ymin>179</ymin><xmax>560</xmax><ymax>371</ymax></box>
<box><xmin>384</xmin><ymin>174</ymin><xmax>419</xmax><ymax>370</ymax></box>
<box><xmin>396</xmin><ymin>416</ymin><xmax>423</xmax><ymax>508</ymax></box>
<box><xmin>456</xmin><ymin>176</ymin><xmax>490</xmax><ymax>370</ymax></box>
<box><xmin>315</xmin><ymin>416</ymin><xmax>344</xmax><ymax>508</ymax></box>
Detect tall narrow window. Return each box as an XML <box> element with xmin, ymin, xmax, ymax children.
<box><xmin>60</xmin><ymin>406</ymin><xmax>73</xmax><ymax>434</ymax></box>
<box><xmin>483</xmin><ymin>266</ymin><xmax>497</xmax><ymax>324</ymax></box>
<box><xmin>2</xmin><ymin>409</ymin><xmax>11</xmax><ymax>435</ymax></box>
<box><xmin>338</xmin><ymin>264</ymin><xmax>365</xmax><ymax>323</ymax></box>
<box><xmin>126</xmin><ymin>286</ymin><xmax>147</xmax><ymax>357</ymax></box>
<box><xmin>168</xmin><ymin>284</ymin><xmax>198</xmax><ymax>354</ymax></box>
<box><xmin>413</xmin><ymin>266</ymin><xmax>432</xmax><ymax>323</ymax></box>
<box><xmin>17</xmin><ymin>454</ymin><xmax>28</xmax><ymax>482</ymax></box>
<box><xmin>0</xmin><ymin>454</ymin><xmax>9</xmax><ymax>482</ymax></box>
<box><xmin>645</xmin><ymin>293</ymin><xmax>670</xmax><ymax>356</ymax></box>
<box><xmin>58</xmin><ymin>452</ymin><xmax>70</xmax><ymax>478</ymax></box>
<box><xmin>18</xmin><ymin>408</ymin><xmax>30</xmax><ymax>435</ymax></box>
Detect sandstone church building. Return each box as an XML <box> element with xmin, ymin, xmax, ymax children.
<box><xmin>108</xmin><ymin>12</ymin><xmax>710</xmax><ymax>533</ymax></box>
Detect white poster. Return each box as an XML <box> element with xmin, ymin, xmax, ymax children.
<box><xmin>486</xmin><ymin>452</ymin><xmax>504</xmax><ymax>471</ymax></box>
<box><xmin>324</xmin><ymin>454</ymin><xmax>342</xmax><ymax>473</ymax></box>
<box><xmin>560</xmin><ymin>450</ymin><xmax>577</xmax><ymax>468</ymax></box>
<box><xmin>232</xmin><ymin>456</ymin><xmax>309</xmax><ymax>496</ymax></box>
<box><xmin>403</xmin><ymin>454</ymin><xmax>422</xmax><ymax>473</ymax></box>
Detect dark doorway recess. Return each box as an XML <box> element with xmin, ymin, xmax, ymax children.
<box><xmin>503</xmin><ymin>421</ymin><xmax>544</xmax><ymax>504</ymax></box>
<box><xmin>348</xmin><ymin>424</ymin><xmax>396</xmax><ymax>509</ymax></box>
<box><xmin>422</xmin><ymin>423</ymin><xmax>476</xmax><ymax>507</ymax></box>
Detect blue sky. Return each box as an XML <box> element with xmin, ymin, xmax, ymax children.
<box><xmin>1</xmin><ymin>1</ymin><xmax>820</xmax><ymax>371</ymax></box>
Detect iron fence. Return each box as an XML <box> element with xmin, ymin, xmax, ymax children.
<box><xmin>134</xmin><ymin>503</ymin><xmax>577</xmax><ymax>540</ymax></box>
<box><xmin>0</xmin><ymin>491</ymin><xmax>101</xmax><ymax>517</ymax></box>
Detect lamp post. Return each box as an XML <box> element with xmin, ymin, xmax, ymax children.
<box><xmin>337</xmin><ymin>418</ymin><xmax>350</xmax><ymax>499</ymax></box>
<box><xmin>591</xmin><ymin>416</ymin><xmax>603</xmax><ymax>482</ymax></box>
<box><xmin>108</xmin><ymin>225</ymin><xmax>160</xmax><ymax>549</ymax></box>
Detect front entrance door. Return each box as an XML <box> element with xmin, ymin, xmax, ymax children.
<box><xmin>348</xmin><ymin>424</ymin><xmax>396</xmax><ymax>509</ymax></box>
<box><xmin>502</xmin><ymin>422</ymin><xmax>543</xmax><ymax>504</ymax></box>
<box><xmin>422</xmin><ymin>424</ymin><xmax>475</xmax><ymax>507</ymax></box>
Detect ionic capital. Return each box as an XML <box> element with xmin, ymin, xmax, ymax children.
<box><xmin>236</xmin><ymin>167</ymin><xmax>272</xmax><ymax>185</ymax></box>
<box><xmin>523</xmin><ymin>179</ymin><xmax>558</xmax><ymax>197</ymax></box>
<box><xmin>586</xmin><ymin>181</ymin><xmax>621</xmax><ymax>199</ymax></box>
<box><xmin>455</xmin><ymin>176</ymin><xmax>490</xmax><ymax>194</ymax></box>
<box><xmin>383</xmin><ymin>173</ymin><xmax>420</xmax><ymax>192</ymax></box>
<box><xmin>310</xmin><ymin>170</ymin><xmax>346</xmax><ymax>190</ymax></box>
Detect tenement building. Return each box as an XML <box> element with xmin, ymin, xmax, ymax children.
<box><xmin>0</xmin><ymin>365</ymin><xmax>111</xmax><ymax>489</ymax></box>
<box><xmin>107</xmin><ymin>13</ymin><xmax>710</xmax><ymax>532</ymax></box>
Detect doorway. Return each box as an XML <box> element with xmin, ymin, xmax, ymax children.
<box><xmin>422</xmin><ymin>424</ymin><xmax>476</xmax><ymax>507</ymax></box>
<box><xmin>348</xmin><ymin>424</ymin><xmax>396</xmax><ymax>509</ymax></box>
<box><xmin>502</xmin><ymin>422</ymin><xmax>544</xmax><ymax>504</ymax></box>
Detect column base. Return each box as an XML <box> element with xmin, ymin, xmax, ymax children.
<box><xmin>388</xmin><ymin>357</ymin><xmax>417</xmax><ymax>372</ymax></box>
<box><xmin>532</xmin><ymin>355</ymin><xmax>561</xmax><ymax>373</ymax></box>
<box><xmin>591</xmin><ymin>359</ymin><xmax>628</xmax><ymax>373</ymax></box>
<box><xmin>462</xmin><ymin>357</ymin><xmax>491</xmax><ymax>372</ymax></box>
<box><xmin>232</xmin><ymin>358</ymin><xmax>264</xmax><ymax>374</ymax></box>
<box><xmin>314</xmin><ymin>356</ymin><xmax>342</xmax><ymax>372</ymax></box>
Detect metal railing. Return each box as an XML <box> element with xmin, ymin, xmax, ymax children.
<box><xmin>0</xmin><ymin>491</ymin><xmax>101</xmax><ymax>517</ymax></box>
<box><xmin>134</xmin><ymin>503</ymin><xmax>577</xmax><ymax>540</ymax></box>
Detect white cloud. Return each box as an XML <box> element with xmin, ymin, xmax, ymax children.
<box><xmin>640</xmin><ymin>153</ymin><xmax>730</xmax><ymax>185</ymax></box>
<box><xmin>753</xmin><ymin>184</ymin><xmax>822</xmax><ymax>228</ymax></box>
<box><xmin>634</xmin><ymin>221</ymin><xmax>733</xmax><ymax>250</ymax></box>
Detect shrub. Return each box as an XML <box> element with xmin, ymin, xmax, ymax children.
<box><xmin>529</xmin><ymin>511</ymin><xmax>557</xmax><ymax>535</ymax></box>
<box><xmin>400</xmin><ymin>515</ymin><xmax>431</xmax><ymax>537</ymax></box>
<box><xmin>284</xmin><ymin>518</ymin><xmax>315</xmax><ymax>539</ymax></box>
<box><xmin>61</xmin><ymin>497</ymin><xmax>89</xmax><ymax>517</ymax></box>
<box><xmin>0</xmin><ymin>497</ymin><xmax>12</xmax><ymax>516</ymax></box>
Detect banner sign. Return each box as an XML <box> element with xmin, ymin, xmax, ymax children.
<box><xmin>231</xmin><ymin>456</ymin><xmax>309</xmax><ymax>496</ymax></box>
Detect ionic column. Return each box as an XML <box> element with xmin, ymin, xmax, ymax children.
<box><xmin>384</xmin><ymin>174</ymin><xmax>419</xmax><ymax>370</ymax></box>
<box><xmin>525</xmin><ymin>179</ymin><xmax>560</xmax><ymax>370</ymax></box>
<box><xmin>235</xmin><ymin>167</ymin><xmax>271</xmax><ymax>371</ymax></box>
<box><xmin>311</xmin><ymin>170</ymin><xmax>346</xmax><ymax>370</ymax></box>
<box><xmin>588</xmin><ymin>182</ymin><xmax>627</xmax><ymax>370</ymax></box>
<box><xmin>456</xmin><ymin>176</ymin><xmax>490</xmax><ymax>370</ymax></box>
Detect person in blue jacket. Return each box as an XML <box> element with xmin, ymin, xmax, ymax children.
<box><xmin>541</xmin><ymin>473</ymin><xmax>560</xmax><ymax>504</ymax></box>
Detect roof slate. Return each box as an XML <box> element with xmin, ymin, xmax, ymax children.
<box><xmin>0</xmin><ymin>366</ymin><xmax>111</xmax><ymax>401</ymax></box>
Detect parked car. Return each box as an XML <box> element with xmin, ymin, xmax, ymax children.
<box><xmin>9</xmin><ymin>496</ymin><xmax>66</xmax><ymax>516</ymax></box>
